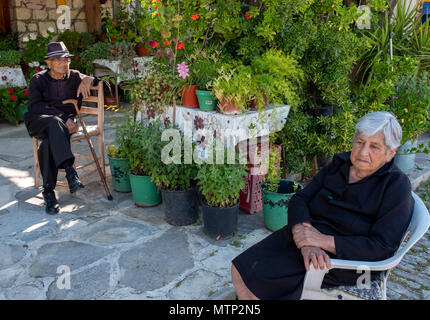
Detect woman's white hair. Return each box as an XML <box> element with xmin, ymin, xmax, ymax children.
<box><xmin>354</xmin><ymin>111</ymin><xmax>402</xmax><ymax>152</ymax></box>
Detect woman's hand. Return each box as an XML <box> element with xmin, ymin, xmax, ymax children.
<box><xmin>300</xmin><ymin>246</ymin><xmax>331</xmax><ymax>271</ymax></box>
<box><xmin>292</xmin><ymin>222</ymin><xmax>336</xmax><ymax>254</ymax></box>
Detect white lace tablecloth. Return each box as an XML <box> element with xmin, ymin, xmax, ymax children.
<box><xmin>138</xmin><ymin>104</ymin><xmax>290</xmax><ymax>147</ymax></box>
<box><xmin>93</xmin><ymin>57</ymin><xmax>153</xmax><ymax>83</ymax></box>
<box><xmin>0</xmin><ymin>67</ymin><xmax>27</xmax><ymax>88</ymax></box>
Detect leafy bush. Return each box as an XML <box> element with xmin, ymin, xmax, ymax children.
<box><xmin>196</xmin><ymin>145</ymin><xmax>247</xmax><ymax>208</ymax></box>
<box><xmin>0</xmin><ymin>34</ymin><xmax>19</xmax><ymax>51</ymax></box>
<box><xmin>22</xmin><ymin>31</ymin><xmax>55</xmax><ymax>66</ymax></box>
<box><xmin>0</xmin><ymin>50</ymin><xmax>21</xmax><ymax>67</ymax></box>
<box><xmin>78</xmin><ymin>42</ymin><xmax>111</xmax><ymax>74</ymax></box>
<box><xmin>0</xmin><ymin>87</ymin><xmax>28</xmax><ymax>125</ymax></box>
<box><xmin>144</xmin><ymin>123</ymin><xmax>198</xmax><ymax>190</ymax></box>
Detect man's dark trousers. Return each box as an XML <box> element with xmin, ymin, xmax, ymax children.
<box><xmin>24</xmin><ymin>113</ymin><xmax>75</xmax><ymax>191</ymax></box>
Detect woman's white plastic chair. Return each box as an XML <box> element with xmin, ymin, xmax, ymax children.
<box><xmin>300</xmin><ymin>192</ymin><xmax>430</xmax><ymax>300</ymax></box>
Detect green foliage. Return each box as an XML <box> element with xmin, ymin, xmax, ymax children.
<box><xmin>0</xmin><ymin>50</ymin><xmax>21</xmax><ymax>67</ymax></box>
<box><xmin>57</xmin><ymin>30</ymin><xmax>97</xmax><ymax>55</ymax></box>
<box><xmin>114</xmin><ymin>117</ymin><xmax>152</xmax><ymax>175</ymax></box>
<box><xmin>144</xmin><ymin>124</ymin><xmax>198</xmax><ymax>190</ymax></box>
<box><xmin>78</xmin><ymin>42</ymin><xmax>111</xmax><ymax>74</ymax></box>
<box><xmin>129</xmin><ymin>65</ymin><xmax>182</xmax><ymax>119</ymax></box>
<box><xmin>107</xmin><ymin>144</ymin><xmax>127</xmax><ymax>158</ymax></box>
<box><xmin>251</xmin><ymin>49</ymin><xmax>304</xmax><ymax>108</ymax></box>
<box><xmin>22</xmin><ymin>31</ymin><xmax>55</xmax><ymax>66</ymax></box>
<box><xmin>196</xmin><ymin>145</ymin><xmax>248</xmax><ymax>208</ymax></box>
<box><xmin>392</xmin><ymin>72</ymin><xmax>430</xmax><ymax>143</ymax></box>
<box><xmin>0</xmin><ymin>87</ymin><xmax>28</xmax><ymax>125</ymax></box>
<box><xmin>0</xmin><ymin>34</ymin><xmax>19</xmax><ymax>51</ymax></box>
<box><xmin>263</xmin><ymin>144</ymin><xmax>282</xmax><ymax>193</ymax></box>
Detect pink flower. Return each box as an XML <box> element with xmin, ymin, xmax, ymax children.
<box><xmin>156</xmin><ymin>49</ymin><xmax>163</xmax><ymax>59</ymax></box>
<box><xmin>177</xmin><ymin>61</ymin><xmax>189</xmax><ymax>79</ymax></box>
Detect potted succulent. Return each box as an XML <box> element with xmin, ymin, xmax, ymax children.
<box><xmin>120</xmin><ymin>118</ymin><xmax>161</xmax><ymax>207</ymax></box>
<box><xmin>196</xmin><ymin>144</ymin><xmax>248</xmax><ymax>239</ymax></box>
<box><xmin>260</xmin><ymin>143</ymin><xmax>303</xmax><ymax>231</ymax></box>
<box><xmin>145</xmin><ymin>123</ymin><xmax>199</xmax><ymax>226</ymax></box>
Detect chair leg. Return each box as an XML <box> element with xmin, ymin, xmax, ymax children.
<box><xmin>32</xmin><ymin>138</ymin><xmax>40</xmax><ymax>188</ymax></box>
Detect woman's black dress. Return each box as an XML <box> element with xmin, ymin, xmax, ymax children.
<box><xmin>232</xmin><ymin>152</ymin><xmax>414</xmax><ymax>300</ymax></box>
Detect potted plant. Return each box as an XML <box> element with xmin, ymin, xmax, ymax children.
<box><xmin>0</xmin><ymin>50</ymin><xmax>27</xmax><ymax>88</ymax></box>
<box><xmin>392</xmin><ymin>71</ymin><xmax>430</xmax><ymax>172</ymax></box>
<box><xmin>145</xmin><ymin>123</ymin><xmax>199</xmax><ymax>225</ymax></box>
<box><xmin>211</xmin><ymin>64</ymin><xmax>265</xmax><ymax>115</ymax></box>
<box><xmin>196</xmin><ymin>144</ymin><xmax>248</xmax><ymax>239</ymax></box>
<box><xmin>260</xmin><ymin>143</ymin><xmax>303</xmax><ymax>231</ymax></box>
<box><xmin>120</xmin><ymin>118</ymin><xmax>161</xmax><ymax>207</ymax></box>
<box><xmin>187</xmin><ymin>50</ymin><xmax>223</xmax><ymax>111</ymax></box>
<box><xmin>251</xmin><ymin>49</ymin><xmax>304</xmax><ymax>109</ymax></box>
<box><xmin>106</xmin><ymin>143</ymin><xmax>131</xmax><ymax>193</ymax></box>
<box><xmin>129</xmin><ymin>65</ymin><xmax>182</xmax><ymax>121</ymax></box>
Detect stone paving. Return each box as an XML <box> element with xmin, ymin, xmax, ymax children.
<box><xmin>0</xmin><ymin>108</ymin><xmax>428</xmax><ymax>300</ymax></box>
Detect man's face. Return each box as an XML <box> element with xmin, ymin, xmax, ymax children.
<box><xmin>46</xmin><ymin>57</ymin><xmax>71</xmax><ymax>75</ymax></box>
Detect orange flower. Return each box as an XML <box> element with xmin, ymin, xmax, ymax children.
<box><xmin>175</xmin><ymin>42</ymin><xmax>184</xmax><ymax>50</ymax></box>
<box><xmin>163</xmin><ymin>41</ymin><xmax>171</xmax><ymax>46</ymax></box>
<box><xmin>191</xmin><ymin>13</ymin><xmax>199</xmax><ymax>20</ymax></box>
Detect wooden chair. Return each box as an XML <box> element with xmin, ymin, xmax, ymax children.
<box><xmin>300</xmin><ymin>192</ymin><xmax>430</xmax><ymax>300</ymax></box>
<box><xmin>32</xmin><ymin>81</ymin><xmax>105</xmax><ymax>188</ymax></box>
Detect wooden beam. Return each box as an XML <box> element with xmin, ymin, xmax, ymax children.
<box><xmin>84</xmin><ymin>0</ymin><xmax>102</xmax><ymax>34</ymax></box>
<box><xmin>0</xmin><ymin>0</ymin><xmax>11</xmax><ymax>34</ymax></box>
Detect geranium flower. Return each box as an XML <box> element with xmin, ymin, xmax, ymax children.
<box><xmin>177</xmin><ymin>62</ymin><xmax>189</xmax><ymax>79</ymax></box>
<box><xmin>191</xmin><ymin>14</ymin><xmax>199</xmax><ymax>20</ymax></box>
<box><xmin>35</xmin><ymin>67</ymin><xmax>42</xmax><ymax>72</ymax></box>
<box><xmin>7</xmin><ymin>88</ymin><xmax>14</xmax><ymax>94</ymax></box>
<box><xmin>10</xmin><ymin>95</ymin><xmax>17</xmax><ymax>100</ymax></box>
<box><xmin>244</xmin><ymin>13</ymin><xmax>251</xmax><ymax>19</ymax></box>
<box><xmin>175</xmin><ymin>42</ymin><xmax>184</xmax><ymax>50</ymax></box>
<box><xmin>75</xmin><ymin>57</ymin><xmax>79</xmax><ymax>61</ymax></box>
<box><xmin>163</xmin><ymin>40</ymin><xmax>171</xmax><ymax>46</ymax></box>
<box><xmin>24</xmin><ymin>89</ymin><xmax>29</xmax><ymax>95</ymax></box>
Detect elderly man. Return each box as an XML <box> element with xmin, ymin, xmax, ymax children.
<box><xmin>231</xmin><ymin>111</ymin><xmax>414</xmax><ymax>300</ymax></box>
<box><xmin>24</xmin><ymin>42</ymin><xmax>100</xmax><ymax>214</ymax></box>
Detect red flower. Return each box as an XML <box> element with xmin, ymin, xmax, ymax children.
<box><xmin>244</xmin><ymin>13</ymin><xmax>251</xmax><ymax>19</ymax></box>
<box><xmin>152</xmin><ymin>41</ymin><xmax>159</xmax><ymax>48</ymax></box>
<box><xmin>111</xmin><ymin>37</ymin><xmax>115</xmax><ymax>41</ymax></box>
<box><xmin>191</xmin><ymin>14</ymin><xmax>199</xmax><ymax>20</ymax></box>
<box><xmin>24</xmin><ymin>89</ymin><xmax>29</xmax><ymax>95</ymax></box>
<box><xmin>175</xmin><ymin>42</ymin><xmax>184</xmax><ymax>50</ymax></box>
<box><xmin>7</xmin><ymin>88</ymin><xmax>14</xmax><ymax>94</ymax></box>
<box><xmin>112</xmin><ymin>22</ymin><xmax>117</xmax><ymax>27</ymax></box>
<box><xmin>35</xmin><ymin>67</ymin><xmax>42</xmax><ymax>72</ymax></box>
<box><xmin>75</xmin><ymin>57</ymin><xmax>79</xmax><ymax>61</ymax></box>
<box><xmin>10</xmin><ymin>95</ymin><xmax>17</xmax><ymax>100</ymax></box>
<box><xmin>163</xmin><ymin>40</ymin><xmax>171</xmax><ymax>46</ymax></box>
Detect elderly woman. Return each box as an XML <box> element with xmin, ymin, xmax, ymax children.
<box><xmin>231</xmin><ymin>111</ymin><xmax>414</xmax><ymax>300</ymax></box>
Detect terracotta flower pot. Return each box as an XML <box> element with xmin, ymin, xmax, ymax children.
<box><xmin>219</xmin><ymin>98</ymin><xmax>242</xmax><ymax>115</ymax></box>
<box><xmin>135</xmin><ymin>45</ymin><xmax>150</xmax><ymax>57</ymax></box>
<box><xmin>104</xmin><ymin>94</ymin><xmax>120</xmax><ymax>106</ymax></box>
<box><xmin>182</xmin><ymin>85</ymin><xmax>199</xmax><ymax>108</ymax></box>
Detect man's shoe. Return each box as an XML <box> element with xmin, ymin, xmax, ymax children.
<box><xmin>43</xmin><ymin>191</ymin><xmax>60</xmax><ymax>215</ymax></box>
<box><xmin>66</xmin><ymin>172</ymin><xmax>84</xmax><ymax>193</ymax></box>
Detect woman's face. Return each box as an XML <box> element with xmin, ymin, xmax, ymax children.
<box><xmin>350</xmin><ymin>131</ymin><xmax>396</xmax><ymax>175</ymax></box>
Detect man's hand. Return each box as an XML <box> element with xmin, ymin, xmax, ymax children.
<box><xmin>77</xmin><ymin>76</ymin><xmax>93</xmax><ymax>99</ymax></box>
<box><xmin>292</xmin><ymin>222</ymin><xmax>336</xmax><ymax>254</ymax></box>
<box><xmin>65</xmin><ymin>118</ymin><xmax>79</xmax><ymax>134</ymax></box>
<box><xmin>300</xmin><ymin>246</ymin><xmax>331</xmax><ymax>271</ymax></box>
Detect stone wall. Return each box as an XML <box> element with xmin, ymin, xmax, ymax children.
<box><xmin>9</xmin><ymin>0</ymin><xmax>113</xmax><ymax>40</ymax></box>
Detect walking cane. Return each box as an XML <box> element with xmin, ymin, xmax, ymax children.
<box><xmin>63</xmin><ymin>99</ymin><xmax>113</xmax><ymax>201</ymax></box>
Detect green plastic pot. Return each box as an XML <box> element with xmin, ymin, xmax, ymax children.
<box><xmin>260</xmin><ymin>179</ymin><xmax>303</xmax><ymax>231</ymax></box>
<box><xmin>108</xmin><ymin>155</ymin><xmax>131</xmax><ymax>192</ymax></box>
<box><xmin>17</xmin><ymin>105</ymin><xmax>28</xmax><ymax>123</ymax></box>
<box><xmin>196</xmin><ymin>90</ymin><xmax>216</xmax><ymax>111</ymax></box>
<box><xmin>129</xmin><ymin>174</ymin><xmax>161</xmax><ymax>207</ymax></box>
